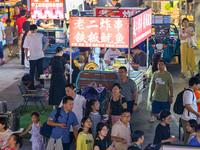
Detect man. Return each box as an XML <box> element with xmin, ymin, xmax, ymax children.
<box><xmin>16</xmin><ymin>9</ymin><xmax>27</xmax><ymax>58</ymax></box>
<box><xmin>131</xmin><ymin>45</ymin><xmax>151</xmax><ymax>70</ymax></box>
<box><xmin>47</xmin><ymin>96</ymin><xmax>78</xmax><ymax>150</ymax></box>
<box><xmin>59</xmin><ymin>84</ymin><xmax>86</xmax><ymax>143</ymax></box>
<box><xmin>117</xmin><ymin>66</ymin><xmax>138</xmax><ymax>114</ymax></box>
<box><xmin>188</xmin><ymin>124</ymin><xmax>200</xmax><ymax>146</ymax></box>
<box><xmin>128</xmin><ymin>130</ymin><xmax>144</xmax><ymax>150</ymax></box>
<box><xmin>104</xmin><ymin>48</ymin><xmax>122</xmax><ymax>65</ymax></box>
<box><xmin>23</xmin><ymin>24</ymin><xmax>49</xmax><ymax>88</ymax></box>
<box><xmin>111</xmin><ymin>109</ymin><xmax>132</xmax><ymax>150</ymax></box>
<box><xmin>13</xmin><ymin>5</ymin><xmax>21</xmax><ymax>22</ymax></box>
<box><xmin>150</xmin><ymin>59</ymin><xmax>173</xmax><ymax>119</ymax></box>
<box><xmin>181</xmin><ymin>76</ymin><xmax>200</xmax><ymax>145</ymax></box>
<box><xmin>36</xmin><ymin>19</ymin><xmax>55</xmax><ymax>29</ymax></box>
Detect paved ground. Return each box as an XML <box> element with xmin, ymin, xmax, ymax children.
<box><xmin>0</xmin><ymin>45</ymin><xmax>200</xmax><ymax>149</ymax></box>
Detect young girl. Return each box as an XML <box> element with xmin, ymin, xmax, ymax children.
<box><xmin>106</xmin><ymin>83</ymin><xmax>127</xmax><ymax>125</ymax></box>
<box><xmin>187</xmin><ymin>119</ymin><xmax>198</xmax><ymax>144</ymax></box>
<box><xmin>0</xmin><ymin>118</ymin><xmax>13</xmax><ymax>149</ymax></box>
<box><xmin>2</xmin><ymin>133</ymin><xmax>23</xmax><ymax>150</ymax></box>
<box><xmin>85</xmin><ymin>99</ymin><xmax>101</xmax><ymax>138</ymax></box>
<box><xmin>77</xmin><ymin>117</ymin><xmax>94</xmax><ymax>150</ymax></box>
<box><xmin>94</xmin><ymin>122</ymin><xmax>113</xmax><ymax>150</ymax></box>
<box><xmin>153</xmin><ymin>110</ymin><xmax>176</xmax><ymax>147</ymax></box>
<box><xmin>5</xmin><ymin>19</ymin><xmax>13</xmax><ymax>57</ymax></box>
<box><xmin>19</xmin><ymin>112</ymin><xmax>45</xmax><ymax>150</ymax></box>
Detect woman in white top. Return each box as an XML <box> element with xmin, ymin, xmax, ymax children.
<box><xmin>179</xmin><ymin>18</ymin><xmax>196</xmax><ymax>78</ymax></box>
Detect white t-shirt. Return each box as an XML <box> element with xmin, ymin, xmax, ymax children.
<box><xmin>0</xmin><ymin>21</ymin><xmax>5</xmax><ymax>42</ymax></box>
<box><xmin>111</xmin><ymin>120</ymin><xmax>131</xmax><ymax>150</ymax></box>
<box><xmin>0</xmin><ymin>129</ymin><xmax>13</xmax><ymax>149</ymax></box>
<box><xmin>181</xmin><ymin>89</ymin><xmax>197</xmax><ymax>121</ymax></box>
<box><xmin>179</xmin><ymin>27</ymin><xmax>194</xmax><ymax>43</ymax></box>
<box><xmin>104</xmin><ymin>49</ymin><xmax>121</xmax><ymax>64</ymax></box>
<box><xmin>59</xmin><ymin>94</ymin><xmax>86</xmax><ymax>131</ymax></box>
<box><xmin>23</xmin><ymin>33</ymin><xmax>48</xmax><ymax>60</ymax></box>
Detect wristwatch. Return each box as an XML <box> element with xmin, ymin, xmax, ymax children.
<box><xmin>170</xmin><ymin>95</ymin><xmax>174</xmax><ymax>98</ymax></box>
<box><xmin>134</xmin><ymin>103</ymin><xmax>137</xmax><ymax>106</ymax></box>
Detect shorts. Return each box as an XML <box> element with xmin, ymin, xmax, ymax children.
<box><xmin>151</xmin><ymin>100</ymin><xmax>170</xmax><ymax>114</ymax></box>
<box><xmin>6</xmin><ymin>40</ymin><xmax>13</xmax><ymax>45</ymax></box>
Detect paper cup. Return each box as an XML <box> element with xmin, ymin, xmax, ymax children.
<box><xmin>103</xmin><ymin>114</ymin><xmax>109</xmax><ymax>121</ymax></box>
<box><xmin>171</xmin><ymin>135</ymin><xmax>175</xmax><ymax>138</ymax></box>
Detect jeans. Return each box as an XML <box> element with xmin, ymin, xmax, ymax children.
<box><xmin>0</xmin><ymin>42</ymin><xmax>3</xmax><ymax>59</ymax></box>
<box><xmin>62</xmin><ymin>143</ymin><xmax>70</xmax><ymax>150</ymax></box>
<box><xmin>30</xmin><ymin>58</ymin><xmax>44</xmax><ymax>86</ymax></box>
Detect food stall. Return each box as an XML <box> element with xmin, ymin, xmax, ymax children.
<box><xmin>69</xmin><ymin>7</ymin><xmax>152</xmax><ymax>92</ymax></box>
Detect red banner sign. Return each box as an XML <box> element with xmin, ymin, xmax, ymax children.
<box><xmin>95</xmin><ymin>7</ymin><xmax>144</xmax><ymax>17</ymax></box>
<box><xmin>70</xmin><ymin>17</ymin><xmax>130</xmax><ymax>48</ymax></box>
<box><xmin>31</xmin><ymin>0</ymin><xmax>64</xmax><ymax>20</ymax></box>
<box><xmin>131</xmin><ymin>8</ymin><xmax>152</xmax><ymax>48</ymax></box>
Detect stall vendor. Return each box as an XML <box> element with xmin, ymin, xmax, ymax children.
<box><xmin>36</xmin><ymin>19</ymin><xmax>55</xmax><ymax>29</ymax></box>
<box><xmin>131</xmin><ymin>45</ymin><xmax>151</xmax><ymax>70</ymax></box>
<box><xmin>104</xmin><ymin>48</ymin><xmax>122</xmax><ymax>65</ymax></box>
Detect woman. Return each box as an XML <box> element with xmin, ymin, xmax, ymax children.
<box><xmin>106</xmin><ymin>83</ymin><xmax>127</xmax><ymax>125</ymax></box>
<box><xmin>179</xmin><ymin>18</ymin><xmax>196</xmax><ymax>78</ymax></box>
<box><xmin>147</xmin><ymin>53</ymin><xmax>161</xmax><ymax>123</ymax></box>
<box><xmin>187</xmin><ymin>119</ymin><xmax>198</xmax><ymax>144</ymax></box>
<box><xmin>49</xmin><ymin>47</ymin><xmax>67</xmax><ymax>108</ymax></box>
<box><xmin>94</xmin><ymin>122</ymin><xmax>111</xmax><ymax>150</ymax></box>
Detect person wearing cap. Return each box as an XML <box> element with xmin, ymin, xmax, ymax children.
<box><xmin>131</xmin><ymin>45</ymin><xmax>151</xmax><ymax>70</ymax></box>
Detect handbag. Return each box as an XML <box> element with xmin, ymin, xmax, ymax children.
<box><xmin>188</xmin><ymin>36</ymin><xmax>197</xmax><ymax>48</ymax></box>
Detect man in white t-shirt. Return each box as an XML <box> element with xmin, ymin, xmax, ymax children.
<box><xmin>23</xmin><ymin>24</ymin><xmax>49</xmax><ymax>88</ymax></box>
<box><xmin>104</xmin><ymin>48</ymin><xmax>122</xmax><ymax>65</ymax></box>
<box><xmin>111</xmin><ymin>109</ymin><xmax>132</xmax><ymax>150</ymax></box>
<box><xmin>181</xmin><ymin>76</ymin><xmax>200</xmax><ymax>145</ymax></box>
<box><xmin>59</xmin><ymin>83</ymin><xmax>86</xmax><ymax>143</ymax></box>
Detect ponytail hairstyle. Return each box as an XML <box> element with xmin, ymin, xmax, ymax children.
<box><xmin>12</xmin><ymin>133</ymin><xmax>23</xmax><ymax>148</ymax></box>
<box><xmin>85</xmin><ymin>99</ymin><xmax>98</xmax><ymax>116</ymax></box>
<box><xmin>78</xmin><ymin>116</ymin><xmax>92</xmax><ymax>134</ymax></box>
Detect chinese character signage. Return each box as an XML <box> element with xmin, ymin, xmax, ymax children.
<box><xmin>70</xmin><ymin>17</ymin><xmax>130</xmax><ymax>48</ymax></box>
<box><xmin>94</xmin><ymin>7</ymin><xmax>144</xmax><ymax>18</ymax></box>
<box><xmin>31</xmin><ymin>0</ymin><xmax>64</xmax><ymax>20</ymax></box>
<box><xmin>131</xmin><ymin>8</ymin><xmax>152</xmax><ymax>48</ymax></box>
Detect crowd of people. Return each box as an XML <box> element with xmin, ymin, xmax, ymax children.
<box><xmin>0</xmin><ymin>6</ymin><xmax>200</xmax><ymax>150</ymax></box>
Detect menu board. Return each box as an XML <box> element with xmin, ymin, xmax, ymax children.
<box><xmin>31</xmin><ymin>0</ymin><xmax>64</xmax><ymax>20</ymax></box>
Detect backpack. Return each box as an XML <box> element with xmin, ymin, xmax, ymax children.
<box><xmin>173</xmin><ymin>89</ymin><xmax>194</xmax><ymax>115</ymax></box>
<box><xmin>40</xmin><ymin>108</ymin><xmax>61</xmax><ymax>138</ymax></box>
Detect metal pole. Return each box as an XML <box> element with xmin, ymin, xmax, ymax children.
<box><xmin>128</xmin><ymin>48</ymin><xmax>130</xmax><ymax>78</ymax></box>
<box><xmin>147</xmin><ymin>37</ymin><xmax>149</xmax><ymax>68</ymax></box>
<box><xmin>70</xmin><ymin>47</ymin><xmax>72</xmax><ymax>83</ymax></box>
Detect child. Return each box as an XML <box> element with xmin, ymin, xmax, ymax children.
<box><xmin>128</xmin><ymin>130</ymin><xmax>144</xmax><ymax>150</ymax></box>
<box><xmin>85</xmin><ymin>99</ymin><xmax>101</xmax><ymax>138</ymax></box>
<box><xmin>77</xmin><ymin>117</ymin><xmax>94</xmax><ymax>150</ymax></box>
<box><xmin>187</xmin><ymin>119</ymin><xmax>198</xmax><ymax>144</ymax></box>
<box><xmin>153</xmin><ymin>110</ymin><xmax>176</xmax><ymax>147</ymax></box>
<box><xmin>5</xmin><ymin>19</ymin><xmax>13</xmax><ymax>57</ymax></box>
<box><xmin>188</xmin><ymin>124</ymin><xmax>200</xmax><ymax>146</ymax></box>
<box><xmin>2</xmin><ymin>133</ymin><xmax>23</xmax><ymax>150</ymax></box>
<box><xmin>20</xmin><ymin>112</ymin><xmax>45</xmax><ymax>150</ymax></box>
<box><xmin>0</xmin><ymin>20</ymin><xmax>5</xmax><ymax>63</ymax></box>
<box><xmin>0</xmin><ymin>117</ymin><xmax>13</xmax><ymax>149</ymax></box>
<box><xmin>106</xmin><ymin>83</ymin><xmax>127</xmax><ymax>125</ymax></box>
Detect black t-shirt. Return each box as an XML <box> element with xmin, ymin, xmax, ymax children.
<box><xmin>153</xmin><ymin>123</ymin><xmax>170</xmax><ymax>145</ymax></box>
<box><xmin>94</xmin><ymin>138</ymin><xmax>109</xmax><ymax>150</ymax></box>
<box><xmin>110</xmin><ymin>95</ymin><xmax>126</xmax><ymax>116</ymax></box>
<box><xmin>22</xmin><ymin>21</ymin><xmax>31</xmax><ymax>34</ymax></box>
<box><xmin>50</xmin><ymin>56</ymin><xmax>67</xmax><ymax>74</ymax></box>
<box><xmin>36</xmin><ymin>20</ymin><xmax>44</xmax><ymax>27</ymax></box>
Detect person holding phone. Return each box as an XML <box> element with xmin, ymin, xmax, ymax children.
<box><xmin>47</xmin><ymin>96</ymin><xmax>78</xmax><ymax>150</ymax></box>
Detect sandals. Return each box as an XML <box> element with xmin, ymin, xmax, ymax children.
<box><xmin>181</xmin><ymin>74</ymin><xmax>186</xmax><ymax>78</ymax></box>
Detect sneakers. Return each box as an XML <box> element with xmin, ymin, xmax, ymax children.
<box><xmin>8</xmin><ymin>51</ymin><xmax>12</xmax><ymax>57</ymax></box>
<box><xmin>35</xmin><ymin>84</ymin><xmax>44</xmax><ymax>88</ymax></box>
<box><xmin>1</xmin><ymin>58</ymin><xmax>5</xmax><ymax>64</ymax></box>
<box><xmin>149</xmin><ymin>117</ymin><xmax>154</xmax><ymax>123</ymax></box>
